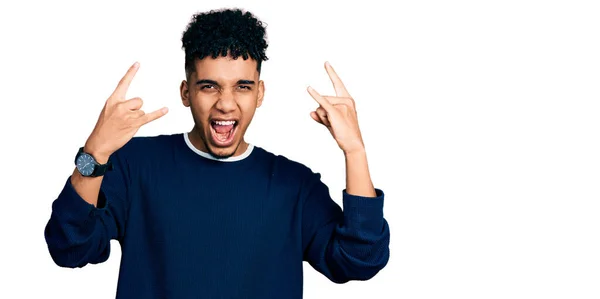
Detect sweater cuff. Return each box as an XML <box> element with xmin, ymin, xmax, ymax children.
<box><xmin>53</xmin><ymin>177</ymin><xmax>105</xmax><ymax>224</ymax></box>
<box><xmin>342</xmin><ymin>188</ymin><xmax>385</xmax><ymax>231</ymax></box>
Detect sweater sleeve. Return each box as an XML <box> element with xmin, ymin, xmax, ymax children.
<box><xmin>301</xmin><ymin>172</ymin><xmax>390</xmax><ymax>283</ymax></box>
<box><xmin>44</xmin><ymin>149</ymin><xmax>130</xmax><ymax>268</ymax></box>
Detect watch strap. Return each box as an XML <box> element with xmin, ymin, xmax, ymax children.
<box><xmin>92</xmin><ymin>161</ymin><xmax>113</xmax><ymax>177</ymax></box>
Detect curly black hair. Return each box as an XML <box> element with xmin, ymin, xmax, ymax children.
<box><xmin>181</xmin><ymin>8</ymin><xmax>269</xmax><ymax>79</ymax></box>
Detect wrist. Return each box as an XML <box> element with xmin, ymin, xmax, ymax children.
<box><xmin>343</xmin><ymin>147</ymin><xmax>367</xmax><ymax>159</ymax></box>
<box><xmin>83</xmin><ymin>144</ymin><xmax>111</xmax><ymax>164</ymax></box>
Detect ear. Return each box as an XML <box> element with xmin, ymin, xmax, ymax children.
<box><xmin>256</xmin><ymin>80</ymin><xmax>265</xmax><ymax>108</ymax></box>
<box><xmin>180</xmin><ymin>80</ymin><xmax>190</xmax><ymax>107</ymax></box>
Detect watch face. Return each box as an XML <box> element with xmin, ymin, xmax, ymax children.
<box><xmin>76</xmin><ymin>153</ymin><xmax>96</xmax><ymax>176</ymax></box>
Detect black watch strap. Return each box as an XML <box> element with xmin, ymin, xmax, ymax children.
<box><xmin>92</xmin><ymin>161</ymin><xmax>113</xmax><ymax>177</ymax></box>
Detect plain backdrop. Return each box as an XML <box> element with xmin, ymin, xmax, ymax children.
<box><xmin>1</xmin><ymin>0</ymin><xmax>599</xmax><ymax>298</ymax></box>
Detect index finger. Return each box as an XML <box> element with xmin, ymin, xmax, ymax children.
<box><xmin>112</xmin><ymin>62</ymin><xmax>140</xmax><ymax>98</ymax></box>
<box><xmin>307</xmin><ymin>86</ymin><xmax>333</xmax><ymax>111</ymax></box>
<box><xmin>324</xmin><ymin>61</ymin><xmax>351</xmax><ymax>98</ymax></box>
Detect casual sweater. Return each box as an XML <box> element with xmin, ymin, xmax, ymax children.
<box><xmin>44</xmin><ymin>133</ymin><xmax>390</xmax><ymax>299</ymax></box>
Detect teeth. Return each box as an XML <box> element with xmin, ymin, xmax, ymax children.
<box><xmin>214</xmin><ymin>120</ymin><xmax>236</xmax><ymax>126</ymax></box>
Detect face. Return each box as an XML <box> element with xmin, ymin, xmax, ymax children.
<box><xmin>180</xmin><ymin>55</ymin><xmax>264</xmax><ymax>159</ymax></box>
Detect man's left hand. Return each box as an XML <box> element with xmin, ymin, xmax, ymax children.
<box><xmin>308</xmin><ymin>61</ymin><xmax>365</xmax><ymax>155</ymax></box>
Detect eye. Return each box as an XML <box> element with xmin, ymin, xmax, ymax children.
<box><xmin>200</xmin><ymin>84</ymin><xmax>216</xmax><ymax>90</ymax></box>
<box><xmin>238</xmin><ymin>85</ymin><xmax>251</xmax><ymax>90</ymax></box>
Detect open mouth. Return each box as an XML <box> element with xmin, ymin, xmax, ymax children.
<box><xmin>210</xmin><ymin>119</ymin><xmax>238</xmax><ymax>146</ymax></box>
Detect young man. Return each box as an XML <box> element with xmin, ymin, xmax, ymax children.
<box><xmin>44</xmin><ymin>8</ymin><xmax>390</xmax><ymax>299</ymax></box>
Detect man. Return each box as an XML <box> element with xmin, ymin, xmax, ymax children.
<box><xmin>44</xmin><ymin>8</ymin><xmax>390</xmax><ymax>299</ymax></box>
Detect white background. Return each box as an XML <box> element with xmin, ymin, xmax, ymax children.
<box><xmin>1</xmin><ymin>0</ymin><xmax>599</xmax><ymax>298</ymax></box>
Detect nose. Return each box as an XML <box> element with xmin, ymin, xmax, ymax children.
<box><xmin>215</xmin><ymin>89</ymin><xmax>237</xmax><ymax>113</ymax></box>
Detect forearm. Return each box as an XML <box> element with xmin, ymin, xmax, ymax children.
<box><xmin>70</xmin><ymin>146</ymin><xmax>110</xmax><ymax>207</ymax></box>
<box><xmin>70</xmin><ymin>169</ymin><xmax>105</xmax><ymax>207</ymax></box>
<box><xmin>344</xmin><ymin>149</ymin><xmax>376</xmax><ymax>197</ymax></box>
<box><xmin>303</xmin><ymin>184</ymin><xmax>389</xmax><ymax>283</ymax></box>
<box><xmin>45</xmin><ymin>177</ymin><xmax>115</xmax><ymax>268</ymax></box>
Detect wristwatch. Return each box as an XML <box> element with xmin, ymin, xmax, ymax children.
<box><xmin>74</xmin><ymin>147</ymin><xmax>113</xmax><ymax>177</ymax></box>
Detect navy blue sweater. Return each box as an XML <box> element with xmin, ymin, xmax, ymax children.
<box><xmin>44</xmin><ymin>133</ymin><xmax>390</xmax><ymax>298</ymax></box>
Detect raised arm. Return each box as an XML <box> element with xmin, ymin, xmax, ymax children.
<box><xmin>302</xmin><ymin>62</ymin><xmax>390</xmax><ymax>282</ymax></box>
<box><xmin>44</xmin><ymin>62</ymin><xmax>168</xmax><ymax>268</ymax></box>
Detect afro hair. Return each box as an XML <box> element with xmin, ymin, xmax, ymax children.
<box><xmin>181</xmin><ymin>8</ymin><xmax>269</xmax><ymax>79</ymax></box>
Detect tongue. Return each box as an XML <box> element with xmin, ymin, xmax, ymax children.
<box><xmin>214</xmin><ymin>124</ymin><xmax>234</xmax><ymax>133</ymax></box>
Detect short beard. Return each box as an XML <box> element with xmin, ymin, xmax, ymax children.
<box><xmin>189</xmin><ymin>107</ymin><xmax>243</xmax><ymax>159</ymax></box>
<box><xmin>208</xmin><ymin>142</ymin><xmax>240</xmax><ymax>160</ymax></box>
<box><xmin>195</xmin><ymin>125</ymin><xmax>242</xmax><ymax>160</ymax></box>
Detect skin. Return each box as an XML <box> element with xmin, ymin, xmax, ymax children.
<box><xmin>307</xmin><ymin>62</ymin><xmax>376</xmax><ymax>197</ymax></box>
<box><xmin>76</xmin><ymin>62</ymin><xmax>168</xmax><ymax>206</ymax></box>
<box><xmin>74</xmin><ymin>58</ymin><xmax>376</xmax><ymax>208</ymax></box>
<box><xmin>179</xmin><ymin>55</ymin><xmax>265</xmax><ymax>159</ymax></box>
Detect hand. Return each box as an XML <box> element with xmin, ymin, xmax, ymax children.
<box><xmin>85</xmin><ymin>62</ymin><xmax>168</xmax><ymax>162</ymax></box>
<box><xmin>307</xmin><ymin>61</ymin><xmax>365</xmax><ymax>155</ymax></box>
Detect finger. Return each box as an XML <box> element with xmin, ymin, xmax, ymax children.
<box><xmin>131</xmin><ymin>109</ymin><xmax>145</xmax><ymax>118</ymax></box>
<box><xmin>123</xmin><ymin>97</ymin><xmax>143</xmax><ymax>110</ymax></box>
<box><xmin>311</xmin><ymin>110</ymin><xmax>329</xmax><ymax>127</ymax></box>
<box><xmin>307</xmin><ymin>86</ymin><xmax>333</xmax><ymax>111</ymax></box>
<box><xmin>321</xmin><ymin>95</ymin><xmax>354</xmax><ymax>107</ymax></box>
<box><xmin>316</xmin><ymin>107</ymin><xmax>331</xmax><ymax>127</ymax></box>
<box><xmin>310</xmin><ymin>111</ymin><xmax>323</xmax><ymax>124</ymax></box>
<box><xmin>324</xmin><ymin>61</ymin><xmax>351</xmax><ymax>98</ymax></box>
<box><xmin>136</xmin><ymin>107</ymin><xmax>168</xmax><ymax>126</ymax></box>
<box><xmin>112</xmin><ymin>62</ymin><xmax>140</xmax><ymax>99</ymax></box>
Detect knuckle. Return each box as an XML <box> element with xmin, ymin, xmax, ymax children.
<box><xmin>130</xmin><ymin>98</ymin><xmax>142</xmax><ymax>106</ymax></box>
<box><xmin>116</xmin><ymin>102</ymin><xmax>127</xmax><ymax>111</ymax></box>
<box><xmin>127</xmin><ymin>117</ymin><xmax>139</xmax><ymax>126</ymax></box>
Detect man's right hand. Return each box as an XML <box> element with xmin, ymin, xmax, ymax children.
<box><xmin>84</xmin><ymin>62</ymin><xmax>168</xmax><ymax>163</ymax></box>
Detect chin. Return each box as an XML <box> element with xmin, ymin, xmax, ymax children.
<box><xmin>204</xmin><ymin>130</ymin><xmax>245</xmax><ymax>159</ymax></box>
<box><xmin>206</xmin><ymin>144</ymin><xmax>240</xmax><ymax>159</ymax></box>
<box><xmin>203</xmin><ymin>118</ymin><xmax>248</xmax><ymax>159</ymax></box>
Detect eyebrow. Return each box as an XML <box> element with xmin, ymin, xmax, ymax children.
<box><xmin>195</xmin><ymin>79</ymin><xmax>255</xmax><ymax>85</ymax></box>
